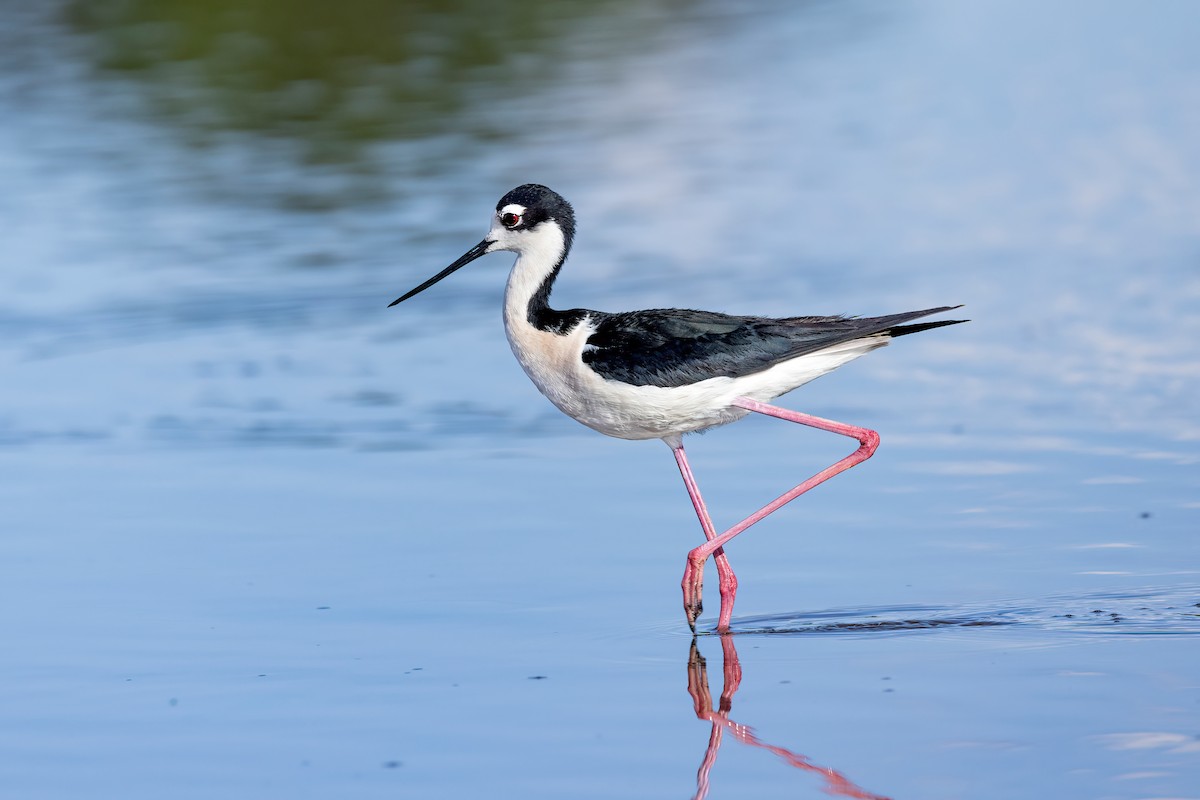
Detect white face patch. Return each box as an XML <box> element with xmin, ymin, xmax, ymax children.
<box><xmin>496</xmin><ymin>203</ymin><xmax>528</xmax><ymax>233</ymax></box>
<box><xmin>489</xmin><ymin>202</ymin><xmax>537</xmax><ymax>252</ymax></box>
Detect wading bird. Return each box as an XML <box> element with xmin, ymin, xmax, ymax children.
<box><xmin>390</xmin><ymin>184</ymin><xmax>964</xmax><ymax>632</ymax></box>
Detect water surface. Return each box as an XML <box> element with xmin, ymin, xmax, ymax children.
<box><xmin>1</xmin><ymin>1</ymin><xmax>1198</xmax><ymax>797</ymax></box>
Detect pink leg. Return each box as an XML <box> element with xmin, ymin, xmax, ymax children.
<box><xmin>681</xmin><ymin>396</ymin><xmax>880</xmax><ymax>632</ymax></box>
<box><xmin>672</xmin><ymin>443</ymin><xmax>738</xmax><ymax>632</ymax></box>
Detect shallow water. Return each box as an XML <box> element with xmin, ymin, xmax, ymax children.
<box><xmin>2</xmin><ymin>1</ymin><xmax>1198</xmax><ymax>798</ymax></box>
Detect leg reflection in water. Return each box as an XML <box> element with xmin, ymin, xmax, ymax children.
<box><xmin>687</xmin><ymin>636</ymin><xmax>892</xmax><ymax>800</ymax></box>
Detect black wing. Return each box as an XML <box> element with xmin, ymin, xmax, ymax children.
<box><xmin>581</xmin><ymin>306</ymin><xmax>964</xmax><ymax>388</ymax></box>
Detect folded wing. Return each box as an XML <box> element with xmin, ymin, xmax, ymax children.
<box><xmin>581</xmin><ymin>306</ymin><xmax>964</xmax><ymax>388</ymax></box>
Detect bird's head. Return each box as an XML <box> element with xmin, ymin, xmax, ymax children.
<box><xmin>389</xmin><ymin>184</ymin><xmax>575</xmax><ymax>307</ymax></box>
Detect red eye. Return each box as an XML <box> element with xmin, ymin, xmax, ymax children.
<box><xmin>501</xmin><ymin>212</ymin><xmax>521</xmax><ymax>228</ymax></box>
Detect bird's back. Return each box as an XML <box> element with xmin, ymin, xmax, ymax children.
<box><xmin>580</xmin><ymin>306</ymin><xmax>964</xmax><ymax>389</ymax></box>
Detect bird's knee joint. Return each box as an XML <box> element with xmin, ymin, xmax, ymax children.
<box><xmin>859</xmin><ymin>428</ymin><xmax>880</xmax><ymax>456</ymax></box>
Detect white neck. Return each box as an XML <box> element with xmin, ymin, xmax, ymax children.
<box><xmin>502</xmin><ymin>222</ymin><xmax>568</xmax><ymax>329</ymax></box>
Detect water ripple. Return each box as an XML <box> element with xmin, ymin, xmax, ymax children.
<box><xmin>719</xmin><ymin>587</ymin><xmax>1200</xmax><ymax>637</ymax></box>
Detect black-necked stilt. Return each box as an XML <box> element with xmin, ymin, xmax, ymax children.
<box><xmin>390</xmin><ymin>184</ymin><xmax>965</xmax><ymax>633</ymax></box>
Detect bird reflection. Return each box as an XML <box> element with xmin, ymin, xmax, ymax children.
<box><xmin>687</xmin><ymin>636</ymin><xmax>891</xmax><ymax>800</ymax></box>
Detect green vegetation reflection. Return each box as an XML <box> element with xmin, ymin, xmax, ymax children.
<box><xmin>67</xmin><ymin>0</ymin><xmax>658</xmax><ymax>163</ymax></box>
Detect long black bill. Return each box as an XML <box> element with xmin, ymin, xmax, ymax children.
<box><xmin>388</xmin><ymin>239</ymin><xmax>493</xmax><ymax>307</ymax></box>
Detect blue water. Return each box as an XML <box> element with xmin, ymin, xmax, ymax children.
<box><xmin>2</xmin><ymin>1</ymin><xmax>1198</xmax><ymax>797</ymax></box>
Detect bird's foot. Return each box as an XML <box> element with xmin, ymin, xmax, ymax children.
<box><xmin>685</xmin><ymin>597</ymin><xmax>703</xmax><ymax>632</ymax></box>
<box><xmin>715</xmin><ymin>568</ymin><xmax>738</xmax><ymax>634</ymax></box>
<box><xmin>682</xmin><ymin>550</ymin><xmax>706</xmax><ymax>632</ymax></box>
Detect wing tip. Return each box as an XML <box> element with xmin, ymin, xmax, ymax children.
<box><xmin>886</xmin><ymin>317</ymin><xmax>969</xmax><ymax>338</ymax></box>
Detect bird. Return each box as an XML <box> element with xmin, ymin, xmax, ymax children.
<box><xmin>390</xmin><ymin>184</ymin><xmax>965</xmax><ymax>633</ymax></box>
